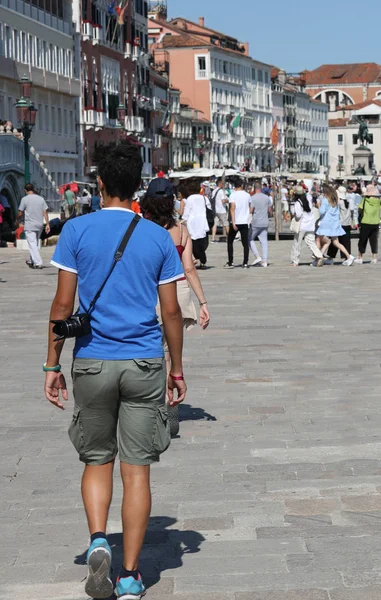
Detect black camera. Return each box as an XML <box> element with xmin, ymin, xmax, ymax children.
<box><xmin>51</xmin><ymin>313</ymin><xmax>92</xmax><ymax>341</ymax></box>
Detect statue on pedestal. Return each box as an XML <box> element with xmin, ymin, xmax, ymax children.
<box><xmin>356</xmin><ymin>116</ymin><xmax>372</xmax><ymax>147</ymax></box>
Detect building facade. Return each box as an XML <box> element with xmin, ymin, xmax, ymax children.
<box><xmin>0</xmin><ymin>0</ymin><xmax>81</xmax><ymax>188</ymax></box>
<box><xmin>329</xmin><ymin>100</ymin><xmax>381</xmax><ymax>177</ymax></box>
<box><xmin>74</xmin><ymin>0</ymin><xmax>153</xmax><ymax>178</ymax></box>
<box><xmin>149</xmin><ymin>14</ymin><xmax>273</xmax><ymax>171</ymax></box>
<box><xmin>272</xmin><ymin>69</ymin><xmax>329</xmax><ymax>173</ymax></box>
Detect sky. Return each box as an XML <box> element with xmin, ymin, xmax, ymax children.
<box><xmin>169</xmin><ymin>0</ymin><xmax>380</xmax><ymax>72</ymax></box>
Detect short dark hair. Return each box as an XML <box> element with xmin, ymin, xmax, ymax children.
<box><xmin>140</xmin><ymin>193</ymin><xmax>176</xmax><ymax>230</ymax></box>
<box><xmin>177</xmin><ymin>184</ymin><xmax>188</xmax><ymax>199</ymax></box>
<box><xmin>187</xmin><ymin>178</ymin><xmax>202</xmax><ymax>195</ymax></box>
<box><xmin>25</xmin><ymin>183</ymin><xmax>35</xmax><ymax>193</ymax></box>
<box><xmin>232</xmin><ymin>176</ymin><xmax>243</xmax><ymax>188</ymax></box>
<box><xmin>217</xmin><ymin>177</ymin><xmax>223</xmax><ymax>185</ymax></box>
<box><xmin>94</xmin><ymin>142</ymin><xmax>143</xmax><ymax>200</ymax></box>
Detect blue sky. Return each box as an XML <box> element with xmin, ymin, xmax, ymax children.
<box><xmin>169</xmin><ymin>0</ymin><xmax>380</xmax><ymax>72</ymax></box>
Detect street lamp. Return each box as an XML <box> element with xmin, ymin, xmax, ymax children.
<box><xmin>15</xmin><ymin>76</ymin><xmax>37</xmax><ymax>185</ymax></box>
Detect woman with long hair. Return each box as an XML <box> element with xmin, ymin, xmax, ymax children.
<box><xmin>140</xmin><ymin>179</ymin><xmax>210</xmax><ymax>432</ymax></box>
<box><xmin>290</xmin><ymin>186</ymin><xmax>324</xmax><ymax>266</ymax></box>
<box><xmin>315</xmin><ymin>185</ymin><xmax>355</xmax><ymax>266</ymax></box>
<box><xmin>181</xmin><ymin>178</ymin><xmax>210</xmax><ymax>269</ymax></box>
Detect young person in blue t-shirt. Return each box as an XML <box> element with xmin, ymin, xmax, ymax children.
<box><xmin>44</xmin><ymin>142</ymin><xmax>187</xmax><ymax>600</ymax></box>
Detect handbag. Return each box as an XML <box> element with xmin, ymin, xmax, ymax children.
<box><xmin>51</xmin><ymin>214</ymin><xmax>141</xmax><ymax>341</ymax></box>
<box><xmin>204</xmin><ymin>196</ymin><xmax>215</xmax><ymax>230</ymax></box>
<box><xmin>290</xmin><ymin>200</ymin><xmax>301</xmax><ymax>233</ymax></box>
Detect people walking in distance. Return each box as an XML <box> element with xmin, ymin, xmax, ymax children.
<box><xmin>141</xmin><ymin>178</ymin><xmax>210</xmax><ymax>434</ymax></box>
<box><xmin>182</xmin><ymin>179</ymin><xmax>210</xmax><ymax>269</ymax></box>
<box><xmin>326</xmin><ymin>186</ymin><xmax>354</xmax><ymax>264</ymax></box>
<box><xmin>17</xmin><ymin>184</ymin><xmax>50</xmax><ymax>269</ymax></box>
<box><xmin>315</xmin><ymin>185</ymin><xmax>355</xmax><ymax>266</ymax></box>
<box><xmin>63</xmin><ymin>185</ymin><xmax>77</xmax><ymax>218</ymax></box>
<box><xmin>91</xmin><ymin>189</ymin><xmax>102</xmax><ymax>212</ymax></box>
<box><xmin>211</xmin><ymin>178</ymin><xmax>229</xmax><ymax>242</ymax></box>
<box><xmin>0</xmin><ymin>193</ymin><xmax>15</xmax><ymax>231</ymax></box>
<box><xmin>290</xmin><ymin>186</ymin><xmax>324</xmax><ymax>267</ymax></box>
<box><xmin>354</xmin><ymin>184</ymin><xmax>381</xmax><ymax>264</ymax></box>
<box><xmin>249</xmin><ymin>182</ymin><xmax>273</xmax><ymax>268</ymax></box>
<box><xmin>77</xmin><ymin>190</ymin><xmax>92</xmax><ymax>215</ymax></box>
<box><xmin>175</xmin><ymin>184</ymin><xmax>188</xmax><ymax>219</ymax></box>
<box><xmin>225</xmin><ymin>177</ymin><xmax>251</xmax><ymax>269</ymax></box>
<box><xmin>45</xmin><ymin>142</ymin><xmax>186</xmax><ymax>600</ymax></box>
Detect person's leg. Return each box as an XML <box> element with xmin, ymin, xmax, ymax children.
<box><xmin>304</xmin><ymin>232</ymin><xmax>323</xmax><ymax>260</ymax></box>
<box><xmin>25</xmin><ymin>230</ymin><xmax>43</xmax><ymax>266</ymax></box>
<box><xmin>290</xmin><ymin>233</ymin><xmax>300</xmax><ymax>265</ymax></box>
<box><xmin>249</xmin><ymin>226</ymin><xmax>261</xmax><ymax>258</ymax></box>
<box><xmin>319</xmin><ymin>236</ymin><xmax>332</xmax><ymax>257</ymax></box>
<box><xmin>211</xmin><ymin>219</ymin><xmax>218</xmax><ymax>242</ymax></box>
<box><xmin>332</xmin><ymin>237</ymin><xmax>350</xmax><ymax>260</ymax></box>
<box><xmin>258</xmin><ymin>228</ymin><xmax>269</xmax><ymax>263</ymax></box>
<box><xmin>239</xmin><ymin>224</ymin><xmax>249</xmax><ymax>265</ymax></box>
<box><xmin>327</xmin><ymin>239</ymin><xmax>338</xmax><ymax>259</ymax></box>
<box><xmin>227</xmin><ymin>225</ymin><xmax>237</xmax><ymax>265</ymax></box>
<box><xmin>358</xmin><ymin>224</ymin><xmax>369</xmax><ymax>259</ymax></box>
<box><xmin>368</xmin><ymin>225</ymin><xmax>379</xmax><ymax>260</ymax></box>
<box><xmin>199</xmin><ymin>236</ymin><xmax>208</xmax><ymax>266</ymax></box>
<box><xmin>117</xmin><ymin>358</ymin><xmax>168</xmax><ymax>588</ymax></box>
<box><xmin>120</xmin><ymin>463</ymin><xmax>151</xmax><ymax>571</ymax></box>
<box><xmin>82</xmin><ymin>461</ymin><xmax>115</xmax><ymax>534</ymax></box>
<box><xmin>339</xmin><ymin>226</ymin><xmax>351</xmax><ymax>258</ymax></box>
<box><xmin>192</xmin><ymin>238</ymin><xmax>201</xmax><ymax>262</ymax></box>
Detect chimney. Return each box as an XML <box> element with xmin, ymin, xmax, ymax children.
<box><xmin>199</xmin><ymin>16</ymin><xmax>205</xmax><ymax>27</ymax></box>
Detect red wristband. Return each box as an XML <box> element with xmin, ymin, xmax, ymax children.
<box><xmin>170</xmin><ymin>373</ymin><xmax>184</xmax><ymax>381</ymax></box>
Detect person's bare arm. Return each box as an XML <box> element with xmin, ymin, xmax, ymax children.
<box><xmin>230</xmin><ymin>202</ymin><xmax>237</xmax><ymax>230</ymax></box>
<box><xmin>158</xmin><ymin>281</ymin><xmax>186</xmax><ymax>406</ymax></box>
<box><xmin>44</xmin><ymin>270</ymin><xmax>77</xmax><ymax>409</ymax></box>
<box><xmin>181</xmin><ymin>228</ymin><xmax>210</xmax><ymax>329</ymax></box>
<box><xmin>44</xmin><ymin>209</ymin><xmax>50</xmax><ymax>232</ymax></box>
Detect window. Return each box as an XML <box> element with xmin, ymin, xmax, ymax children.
<box><xmin>252</xmin><ymin>68</ymin><xmax>256</xmax><ymax>81</ymax></box>
<box><xmin>352</xmin><ymin>134</ymin><xmax>358</xmax><ymax>145</ymax></box>
<box><xmin>198</xmin><ymin>57</ymin><xmax>206</xmax><ymax>72</ymax></box>
<box><xmin>63</xmin><ymin>109</ymin><xmax>68</xmax><ymax>135</ymax></box>
<box><xmin>45</xmin><ymin>105</ymin><xmax>49</xmax><ymax>131</ymax></box>
<box><xmin>51</xmin><ymin>106</ymin><xmax>56</xmax><ymax>133</ymax></box>
<box><xmin>338</xmin><ymin>134</ymin><xmax>343</xmax><ymax>145</ymax></box>
<box><xmin>264</xmin><ymin>71</ymin><xmax>269</xmax><ymax>84</ymax></box>
<box><xmin>38</xmin><ymin>104</ymin><xmax>42</xmax><ymax>130</ymax></box>
<box><xmin>258</xmin><ymin>69</ymin><xmax>263</xmax><ymax>82</ymax></box>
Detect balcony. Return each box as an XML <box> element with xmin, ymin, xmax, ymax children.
<box><xmin>82</xmin><ymin>21</ymin><xmax>93</xmax><ymax>41</ymax></box>
<box><xmin>154</xmin><ymin>134</ymin><xmax>162</xmax><ymax>148</ymax></box>
<box><xmin>125</xmin><ymin>43</ymin><xmax>132</xmax><ymax>59</ymax></box>
<box><xmin>95</xmin><ymin>111</ymin><xmax>106</xmax><ymax>130</ymax></box>
<box><xmin>92</xmin><ymin>25</ymin><xmax>103</xmax><ymax>45</ymax></box>
<box><xmin>125</xmin><ymin>116</ymin><xmax>144</xmax><ymax>133</ymax></box>
<box><xmin>84</xmin><ymin>109</ymin><xmax>96</xmax><ymax>129</ymax></box>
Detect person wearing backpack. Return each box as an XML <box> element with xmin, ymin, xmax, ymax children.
<box><xmin>211</xmin><ymin>178</ymin><xmax>229</xmax><ymax>243</ymax></box>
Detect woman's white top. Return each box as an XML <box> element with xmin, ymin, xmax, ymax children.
<box><xmin>294</xmin><ymin>197</ymin><xmax>315</xmax><ymax>232</ymax></box>
<box><xmin>182</xmin><ymin>194</ymin><xmax>210</xmax><ymax>240</ymax></box>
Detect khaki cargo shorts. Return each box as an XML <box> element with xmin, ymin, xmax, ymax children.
<box><xmin>69</xmin><ymin>358</ymin><xmax>170</xmax><ymax>466</ymax></box>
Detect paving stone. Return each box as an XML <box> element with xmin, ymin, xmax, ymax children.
<box><xmin>3</xmin><ymin>243</ymin><xmax>381</xmax><ymax>598</ymax></box>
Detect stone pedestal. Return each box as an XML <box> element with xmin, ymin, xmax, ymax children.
<box><xmin>352</xmin><ymin>146</ymin><xmax>374</xmax><ymax>176</ymax></box>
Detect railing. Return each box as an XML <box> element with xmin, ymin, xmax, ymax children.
<box><xmin>82</xmin><ymin>22</ymin><xmax>93</xmax><ymax>40</ymax></box>
<box><xmin>92</xmin><ymin>25</ymin><xmax>103</xmax><ymax>45</ymax></box>
<box><xmin>3</xmin><ymin>0</ymin><xmax>71</xmax><ymax>36</ymax></box>
<box><xmin>0</xmin><ymin>131</ymin><xmax>60</xmax><ymax>210</ymax></box>
<box><xmin>84</xmin><ymin>109</ymin><xmax>96</xmax><ymax>128</ymax></box>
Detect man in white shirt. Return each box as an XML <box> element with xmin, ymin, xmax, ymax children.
<box><xmin>211</xmin><ymin>178</ymin><xmax>228</xmax><ymax>242</ymax></box>
<box><xmin>17</xmin><ymin>184</ymin><xmax>50</xmax><ymax>269</ymax></box>
<box><xmin>225</xmin><ymin>178</ymin><xmax>251</xmax><ymax>268</ymax></box>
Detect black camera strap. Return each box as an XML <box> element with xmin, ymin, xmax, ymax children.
<box><xmin>86</xmin><ymin>214</ymin><xmax>141</xmax><ymax>314</ymax></box>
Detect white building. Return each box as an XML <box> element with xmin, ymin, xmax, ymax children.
<box><xmin>272</xmin><ymin>69</ymin><xmax>329</xmax><ymax>173</ymax></box>
<box><xmin>329</xmin><ymin>100</ymin><xmax>381</xmax><ymax>177</ymax></box>
<box><xmin>0</xmin><ymin>0</ymin><xmax>81</xmax><ymax>189</ymax></box>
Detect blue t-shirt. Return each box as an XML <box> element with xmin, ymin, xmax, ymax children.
<box><xmin>51</xmin><ymin>208</ymin><xmax>184</xmax><ymax>360</ymax></box>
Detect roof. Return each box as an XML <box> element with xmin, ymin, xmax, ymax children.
<box><xmin>329</xmin><ymin>118</ymin><xmax>349</xmax><ymax>127</ymax></box>
<box><xmin>342</xmin><ymin>99</ymin><xmax>381</xmax><ymax>111</ymax></box>
<box><xmin>169</xmin><ymin>17</ymin><xmax>239</xmax><ymax>43</ymax></box>
<box><xmin>161</xmin><ymin>33</ymin><xmax>209</xmax><ymax>49</ymax></box>
<box><xmin>304</xmin><ymin>63</ymin><xmax>381</xmax><ymax>86</ymax></box>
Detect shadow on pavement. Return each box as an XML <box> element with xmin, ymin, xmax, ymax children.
<box><xmin>75</xmin><ymin>516</ymin><xmax>205</xmax><ymax>595</ymax></box>
<box><xmin>179</xmin><ymin>403</ymin><xmax>217</xmax><ymax>422</ymax></box>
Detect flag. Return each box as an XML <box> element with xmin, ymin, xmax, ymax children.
<box><xmin>107</xmin><ymin>1</ymin><xmax>117</xmax><ymax>16</ymax></box>
<box><xmin>231</xmin><ymin>114</ymin><xmax>241</xmax><ymax>129</ymax></box>
<box><xmin>117</xmin><ymin>0</ymin><xmax>129</xmax><ymax>24</ymax></box>
<box><xmin>270</xmin><ymin>121</ymin><xmax>279</xmax><ymax>147</ymax></box>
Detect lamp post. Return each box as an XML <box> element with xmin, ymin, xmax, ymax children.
<box><xmin>15</xmin><ymin>76</ymin><xmax>37</xmax><ymax>185</ymax></box>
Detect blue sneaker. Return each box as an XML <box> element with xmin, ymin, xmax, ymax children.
<box><xmin>85</xmin><ymin>538</ymin><xmax>113</xmax><ymax>599</ymax></box>
<box><xmin>116</xmin><ymin>573</ymin><xmax>146</xmax><ymax>599</ymax></box>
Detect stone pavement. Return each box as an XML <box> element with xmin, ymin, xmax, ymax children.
<box><xmin>2</xmin><ymin>238</ymin><xmax>381</xmax><ymax>600</ymax></box>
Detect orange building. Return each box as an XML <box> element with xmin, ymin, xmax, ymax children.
<box><xmin>149</xmin><ymin>14</ymin><xmax>274</xmax><ymax>170</ymax></box>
